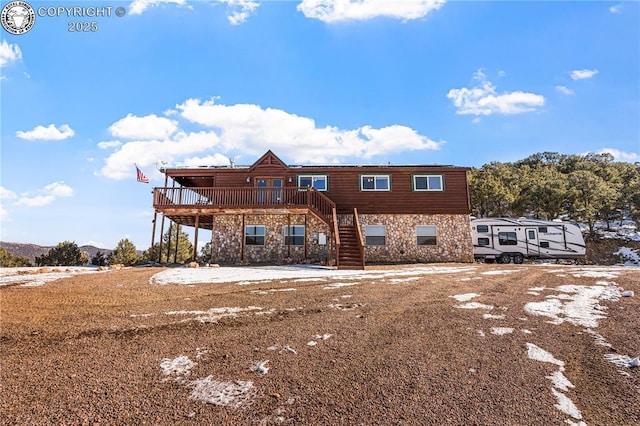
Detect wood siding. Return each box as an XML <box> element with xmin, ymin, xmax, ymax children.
<box><xmin>162</xmin><ymin>152</ymin><xmax>470</xmax><ymax>215</ymax></box>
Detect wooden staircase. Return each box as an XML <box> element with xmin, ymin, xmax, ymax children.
<box><xmin>338</xmin><ymin>225</ymin><xmax>365</xmax><ymax>270</ymax></box>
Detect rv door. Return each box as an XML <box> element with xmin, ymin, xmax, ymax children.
<box><xmin>526</xmin><ymin>228</ymin><xmax>539</xmax><ymax>256</ymax></box>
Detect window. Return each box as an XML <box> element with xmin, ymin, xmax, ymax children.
<box><xmin>540</xmin><ymin>242</ymin><xmax>550</xmax><ymax>248</ymax></box>
<box><xmin>245</xmin><ymin>225</ymin><xmax>265</xmax><ymax>246</ymax></box>
<box><xmin>417</xmin><ymin>226</ymin><xmax>437</xmax><ymax>245</ymax></box>
<box><xmin>365</xmin><ymin>225</ymin><xmax>386</xmax><ymax>245</ymax></box>
<box><xmin>478</xmin><ymin>237</ymin><xmax>490</xmax><ymax>246</ymax></box>
<box><xmin>284</xmin><ymin>225</ymin><xmax>305</xmax><ymax>246</ymax></box>
<box><xmin>476</xmin><ymin>225</ymin><xmax>489</xmax><ymax>233</ymax></box>
<box><xmin>498</xmin><ymin>232</ymin><xmax>517</xmax><ymax>246</ymax></box>
<box><xmin>528</xmin><ymin>230</ymin><xmax>536</xmax><ymax>239</ymax></box>
<box><xmin>298</xmin><ymin>175</ymin><xmax>327</xmax><ymax>191</ymax></box>
<box><xmin>413</xmin><ymin>175</ymin><xmax>444</xmax><ymax>191</ymax></box>
<box><xmin>538</xmin><ymin>226</ymin><xmax>548</xmax><ymax>233</ymax></box>
<box><xmin>361</xmin><ymin>175</ymin><xmax>390</xmax><ymax>191</ymax></box>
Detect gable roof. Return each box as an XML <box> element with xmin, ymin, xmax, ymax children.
<box><xmin>247</xmin><ymin>150</ymin><xmax>290</xmax><ymax>172</ymax></box>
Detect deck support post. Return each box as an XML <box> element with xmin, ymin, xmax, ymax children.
<box><xmin>166</xmin><ymin>220</ymin><xmax>172</xmax><ymax>263</ymax></box>
<box><xmin>174</xmin><ymin>224</ymin><xmax>180</xmax><ymax>263</ymax></box>
<box><xmin>150</xmin><ymin>211</ymin><xmax>157</xmax><ymax>261</ymax></box>
<box><xmin>241</xmin><ymin>214</ymin><xmax>245</xmax><ymax>262</ymax></box>
<box><xmin>158</xmin><ymin>214</ymin><xmax>166</xmax><ymax>263</ymax></box>
<box><xmin>193</xmin><ymin>214</ymin><xmax>200</xmax><ymax>262</ymax></box>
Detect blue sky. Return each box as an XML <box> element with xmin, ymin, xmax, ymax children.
<box><xmin>1</xmin><ymin>0</ymin><xmax>639</xmax><ymax>251</ymax></box>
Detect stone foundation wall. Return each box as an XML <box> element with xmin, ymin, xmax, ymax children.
<box><xmin>210</xmin><ymin>214</ymin><xmax>331</xmax><ymax>264</ymax></box>
<box><xmin>358</xmin><ymin>214</ymin><xmax>473</xmax><ymax>263</ymax></box>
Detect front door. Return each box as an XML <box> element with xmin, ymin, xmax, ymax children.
<box><xmin>526</xmin><ymin>228</ymin><xmax>539</xmax><ymax>256</ymax></box>
<box><xmin>256</xmin><ymin>178</ymin><xmax>283</xmax><ymax>204</ymax></box>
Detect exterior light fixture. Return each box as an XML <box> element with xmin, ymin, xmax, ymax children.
<box><xmin>246</xmin><ymin>176</ymin><xmax>251</xmax><ymax>183</ymax></box>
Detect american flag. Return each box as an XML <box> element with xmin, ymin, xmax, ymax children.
<box><xmin>136</xmin><ymin>165</ymin><xmax>149</xmax><ymax>183</ymax></box>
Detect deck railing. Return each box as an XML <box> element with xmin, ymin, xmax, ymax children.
<box><xmin>153</xmin><ymin>186</ymin><xmax>336</xmax><ymax>225</ymax></box>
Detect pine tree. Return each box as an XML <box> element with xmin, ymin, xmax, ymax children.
<box><xmin>35</xmin><ymin>241</ymin><xmax>89</xmax><ymax>266</ymax></box>
<box><xmin>109</xmin><ymin>239</ymin><xmax>139</xmax><ymax>266</ymax></box>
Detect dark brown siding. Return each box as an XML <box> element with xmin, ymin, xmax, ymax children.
<box><xmin>164</xmin><ymin>165</ymin><xmax>470</xmax><ymax>215</ymax></box>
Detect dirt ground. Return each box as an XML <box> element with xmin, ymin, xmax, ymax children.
<box><xmin>1</xmin><ymin>263</ymin><xmax>639</xmax><ymax>425</ymax></box>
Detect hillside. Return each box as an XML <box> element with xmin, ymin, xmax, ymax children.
<box><xmin>0</xmin><ymin>242</ymin><xmax>112</xmax><ymax>265</ymax></box>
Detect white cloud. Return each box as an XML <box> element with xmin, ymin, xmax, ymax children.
<box><xmin>100</xmin><ymin>97</ymin><xmax>443</xmax><ymax>179</ymax></box>
<box><xmin>180</xmin><ymin>153</ymin><xmax>230</xmax><ymax>167</ymax></box>
<box><xmin>447</xmin><ymin>70</ymin><xmax>545</xmax><ymax>116</ymax></box>
<box><xmin>109</xmin><ymin>114</ymin><xmax>178</xmax><ymax>140</ymax></box>
<box><xmin>128</xmin><ymin>0</ymin><xmax>188</xmax><ymax>15</ymax></box>
<box><xmin>15</xmin><ymin>195</ymin><xmax>56</xmax><ymax>207</ymax></box>
<box><xmin>99</xmin><ymin>130</ymin><xmax>221</xmax><ymax>179</ymax></box>
<box><xmin>0</xmin><ymin>40</ymin><xmax>22</xmax><ymax>67</ymax></box>
<box><xmin>0</xmin><ymin>204</ymin><xmax>9</xmax><ymax>222</ymax></box>
<box><xmin>298</xmin><ymin>0</ymin><xmax>445</xmax><ymax>23</ymax></box>
<box><xmin>596</xmin><ymin>148</ymin><xmax>639</xmax><ymax>163</ymax></box>
<box><xmin>16</xmin><ymin>124</ymin><xmax>75</xmax><ymax>141</ymax></box>
<box><xmin>0</xmin><ymin>186</ymin><xmax>17</xmax><ymax>199</ymax></box>
<box><xmin>177</xmin><ymin>98</ymin><xmax>442</xmax><ymax>163</ymax></box>
<box><xmin>43</xmin><ymin>182</ymin><xmax>74</xmax><ymax>197</ymax></box>
<box><xmin>219</xmin><ymin>0</ymin><xmax>260</xmax><ymax>25</ymax></box>
<box><xmin>609</xmin><ymin>5</ymin><xmax>622</xmax><ymax>14</ymax></box>
<box><xmin>97</xmin><ymin>140</ymin><xmax>123</xmax><ymax>149</ymax></box>
<box><xmin>570</xmin><ymin>69</ymin><xmax>598</xmax><ymax>80</ymax></box>
<box><xmin>15</xmin><ymin>181</ymin><xmax>73</xmax><ymax>207</ymax></box>
<box><xmin>555</xmin><ymin>85</ymin><xmax>574</xmax><ymax>95</ymax></box>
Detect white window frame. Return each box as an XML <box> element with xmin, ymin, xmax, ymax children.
<box><xmin>297</xmin><ymin>175</ymin><xmax>328</xmax><ymax>191</ymax></box>
<box><xmin>245</xmin><ymin>225</ymin><xmax>265</xmax><ymax>246</ymax></box>
<box><xmin>416</xmin><ymin>225</ymin><xmax>437</xmax><ymax>246</ymax></box>
<box><xmin>284</xmin><ymin>225</ymin><xmax>305</xmax><ymax>246</ymax></box>
<box><xmin>365</xmin><ymin>225</ymin><xmax>386</xmax><ymax>246</ymax></box>
<box><xmin>413</xmin><ymin>174</ymin><xmax>444</xmax><ymax>192</ymax></box>
<box><xmin>361</xmin><ymin>175</ymin><xmax>390</xmax><ymax>191</ymax></box>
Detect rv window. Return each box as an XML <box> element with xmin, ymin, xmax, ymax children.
<box><xmin>528</xmin><ymin>230</ymin><xmax>536</xmax><ymax>239</ymax></box>
<box><xmin>498</xmin><ymin>232</ymin><xmax>517</xmax><ymax>246</ymax></box>
<box><xmin>478</xmin><ymin>238</ymin><xmax>490</xmax><ymax>246</ymax></box>
<box><xmin>540</xmin><ymin>242</ymin><xmax>550</xmax><ymax>248</ymax></box>
<box><xmin>538</xmin><ymin>226</ymin><xmax>548</xmax><ymax>233</ymax></box>
<box><xmin>476</xmin><ymin>225</ymin><xmax>489</xmax><ymax>233</ymax></box>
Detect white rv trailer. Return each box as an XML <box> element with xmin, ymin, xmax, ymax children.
<box><xmin>470</xmin><ymin>218</ymin><xmax>586</xmax><ymax>264</ymax></box>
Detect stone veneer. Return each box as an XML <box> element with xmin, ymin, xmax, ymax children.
<box><xmin>208</xmin><ymin>213</ymin><xmax>473</xmax><ymax>265</ymax></box>
<box><xmin>209</xmin><ymin>213</ymin><xmax>331</xmax><ymax>264</ymax></box>
<box><xmin>358</xmin><ymin>214</ymin><xmax>474</xmax><ymax>263</ymax></box>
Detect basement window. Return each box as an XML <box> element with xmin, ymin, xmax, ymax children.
<box><xmin>245</xmin><ymin>225</ymin><xmax>265</xmax><ymax>246</ymax></box>
<box><xmin>365</xmin><ymin>225</ymin><xmax>386</xmax><ymax>246</ymax></box>
<box><xmin>361</xmin><ymin>175</ymin><xmax>390</xmax><ymax>191</ymax></box>
<box><xmin>417</xmin><ymin>226</ymin><xmax>437</xmax><ymax>245</ymax></box>
<box><xmin>284</xmin><ymin>225</ymin><xmax>305</xmax><ymax>246</ymax></box>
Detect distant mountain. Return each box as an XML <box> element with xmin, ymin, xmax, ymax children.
<box><xmin>0</xmin><ymin>242</ymin><xmax>113</xmax><ymax>264</ymax></box>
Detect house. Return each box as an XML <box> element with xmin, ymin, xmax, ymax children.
<box><xmin>151</xmin><ymin>150</ymin><xmax>474</xmax><ymax>269</ymax></box>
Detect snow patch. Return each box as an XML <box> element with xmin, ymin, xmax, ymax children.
<box><xmin>551</xmin><ymin>388</ymin><xmax>583</xmax><ymax>420</ymax></box>
<box><xmin>483</xmin><ymin>313</ymin><xmax>505</xmax><ymax>320</ymax></box>
<box><xmin>450</xmin><ymin>293</ymin><xmax>480</xmax><ymax>302</ymax></box>
<box><xmin>189</xmin><ymin>376</ymin><xmax>256</xmax><ymax>408</ymax></box>
<box><xmin>490</xmin><ymin>327</ymin><xmax>514</xmax><ymax>335</ymax></box>
<box><xmin>526</xmin><ymin>343</ymin><xmax>565</xmax><ymax>369</ymax></box>
<box><xmin>455</xmin><ymin>302</ymin><xmax>494</xmax><ymax>310</ymax></box>
<box><xmin>160</xmin><ymin>355</ymin><xmax>196</xmax><ymax>381</ymax></box>
<box><xmin>524</xmin><ymin>282</ymin><xmax>623</xmax><ymax>328</ymax></box>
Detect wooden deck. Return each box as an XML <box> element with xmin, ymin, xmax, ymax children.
<box><xmin>153</xmin><ymin>186</ymin><xmax>336</xmax><ymax>226</ymax></box>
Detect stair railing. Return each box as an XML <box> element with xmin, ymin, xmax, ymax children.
<box><xmin>332</xmin><ymin>206</ymin><xmax>340</xmax><ymax>268</ymax></box>
<box><xmin>353</xmin><ymin>208</ymin><xmax>365</xmax><ymax>268</ymax></box>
